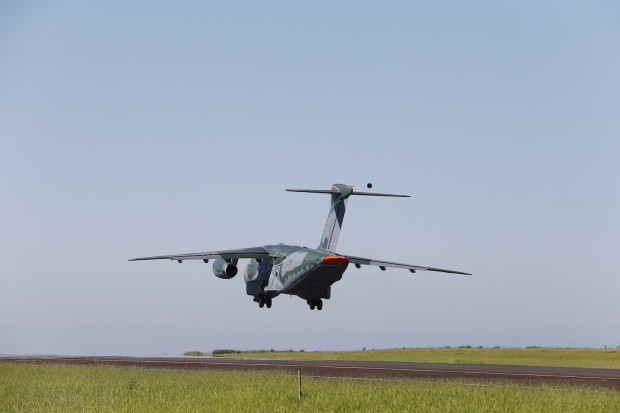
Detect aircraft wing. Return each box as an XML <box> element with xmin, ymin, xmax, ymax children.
<box><xmin>129</xmin><ymin>247</ymin><xmax>271</xmax><ymax>262</ymax></box>
<box><xmin>342</xmin><ymin>254</ymin><xmax>471</xmax><ymax>275</ymax></box>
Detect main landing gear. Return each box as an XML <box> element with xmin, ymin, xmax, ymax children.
<box><xmin>307</xmin><ymin>298</ymin><xmax>323</xmax><ymax>310</ymax></box>
<box><xmin>254</xmin><ymin>295</ymin><xmax>272</xmax><ymax>309</ymax></box>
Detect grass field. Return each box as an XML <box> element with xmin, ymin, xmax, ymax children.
<box><xmin>1</xmin><ymin>362</ymin><xmax>618</xmax><ymax>412</ymax></box>
<box><xmin>185</xmin><ymin>347</ymin><xmax>620</xmax><ymax>369</ymax></box>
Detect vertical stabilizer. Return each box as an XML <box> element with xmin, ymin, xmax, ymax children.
<box><xmin>318</xmin><ymin>184</ymin><xmax>353</xmax><ymax>252</ymax></box>
<box><xmin>285</xmin><ymin>183</ymin><xmax>409</xmax><ymax>253</ymax></box>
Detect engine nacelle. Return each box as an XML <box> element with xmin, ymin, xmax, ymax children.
<box><xmin>213</xmin><ymin>259</ymin><xmax>238</xmax><ymax>279</ymax></box>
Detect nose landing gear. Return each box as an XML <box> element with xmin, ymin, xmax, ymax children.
<box><xmin>307</xmin><ymin>298</ymin><xmax>323</xmax><ymax>310</ymax></box>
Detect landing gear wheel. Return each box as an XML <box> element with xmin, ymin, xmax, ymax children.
<box><xmin>258</xmin><ymin>296</ymin><xmax>265</xmax><ymax>308</ymax></box>
<box><xmin>266</xmin><ymin>297</ymin><xmax>272</xmax><ymax>308</ymax></box>
<box><xmin>307</xmin><ymin>298</ymin><xmax>321</xmax><ymax>310</ymax></box>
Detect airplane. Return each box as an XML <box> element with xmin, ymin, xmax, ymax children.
<box><xmin>130</xmin><ymin>183</ymin><xmax>471</xmax><ymax>310</ymax></box>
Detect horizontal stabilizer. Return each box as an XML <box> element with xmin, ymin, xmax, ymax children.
<box><xmin>348</xmin><ymin>191</ymin><xmax>409</xmax><ymax>197</ymax></box>
<box><xmin>285</xmin><ymin>189</ymin><xmax>339</xmax><ymax>194</ymax></box>
<box><xmin>286</xmin><ymin>189</ymin><xmax>410</xmax><ymax>197</ymax></box>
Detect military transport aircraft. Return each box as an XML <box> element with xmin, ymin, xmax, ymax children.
<box><xmin>130</xmin><ymin>184</ymin><xmax>471</xmax><ymax>310</ymax></box>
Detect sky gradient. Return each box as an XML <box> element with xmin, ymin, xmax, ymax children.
<box><xmin>1</xmin><ymin>1</ymin><xmax>619</xmax><ymax>355</ymax></box>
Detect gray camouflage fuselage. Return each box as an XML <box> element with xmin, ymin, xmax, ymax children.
<box><xmin>243</xmin><ymin>244</ymin><xmax>347</xmax><ymax>301</ymax></box>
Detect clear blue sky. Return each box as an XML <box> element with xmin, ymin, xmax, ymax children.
<box><xmin>1</xmin><ymin>1</ymin><xmax>619</xmax><ymax>355</ymax></box>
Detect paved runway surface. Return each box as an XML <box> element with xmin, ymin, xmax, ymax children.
<box><xmin>2</xmin><ymin>356</ymin><xmax>619</xmax><ymax>388</ymax></box>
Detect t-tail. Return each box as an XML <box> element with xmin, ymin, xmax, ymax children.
<box><xmin>286</xmin><ymin>184</ymin><xmax>410</xmax><ymax>252</ymax></box>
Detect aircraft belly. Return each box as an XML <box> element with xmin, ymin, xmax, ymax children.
<box><xmin>282</xmin><ymin>264</ymin><xmax>347</xmax><ymax>299</ymax></box>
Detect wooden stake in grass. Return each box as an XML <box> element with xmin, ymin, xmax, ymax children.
<box><xmin>298</xmin><ymin>369</ymin><xmax>302</xmax><ymax>400</ymax></box>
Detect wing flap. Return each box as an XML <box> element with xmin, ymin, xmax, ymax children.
<box><xmin>344</xmin><ymin>255</ymin><xmax>471</xmax><ymax>275</ymax></box>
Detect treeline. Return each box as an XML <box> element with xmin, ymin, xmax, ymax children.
<box><xmin>184</xmin><ymin>349</ymin><xmax>298</xmax><ymax>357</ymax></box>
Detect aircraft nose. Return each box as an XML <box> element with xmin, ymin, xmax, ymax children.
<box><xmin>321</xmin><ymin>255</ymin><xmax>349</xmax><ymax>265</ymax></box>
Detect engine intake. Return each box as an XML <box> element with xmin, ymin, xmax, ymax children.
<box><xmin>213</xmin><ymin>259</ymin><xmax>238</xmax><ymax>279</ymax></box>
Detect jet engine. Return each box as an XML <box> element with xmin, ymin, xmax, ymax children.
<box><xmin>212</xmin><ymin>259</ymin><xmax>238</xmax><ymax>279</ymax></box>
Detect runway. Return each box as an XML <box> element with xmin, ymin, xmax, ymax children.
<box><xmin>2</xmin><ymin>355</ymin><xmax>619</xmax><ymax>388</ymax></box>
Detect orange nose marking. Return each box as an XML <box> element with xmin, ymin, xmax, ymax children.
<box><xmin>322</xmin><ymin>255</ymin><xmax>349</xmax><ymax>265</ymax></box>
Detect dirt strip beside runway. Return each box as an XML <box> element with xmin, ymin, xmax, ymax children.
<box><xmin>2</xmin><ymin>356</ymin><xmax>619</xmax><ymax>388</ymax></box>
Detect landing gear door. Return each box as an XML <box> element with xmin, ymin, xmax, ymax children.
<box><xmin>269</xmin><ymin>264</ymin><xmax>280</xmax><ymax>290</ymax></box>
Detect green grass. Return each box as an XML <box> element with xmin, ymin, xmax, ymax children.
<box><xmin>1</xmin><ymin>362</ymin><xmax>619</xmax><ymax>412</ymax></box>
<box><xmin>185</xmin><ymin>347</ymin><xmax>620</xmax><ymax>369</ymax></box>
